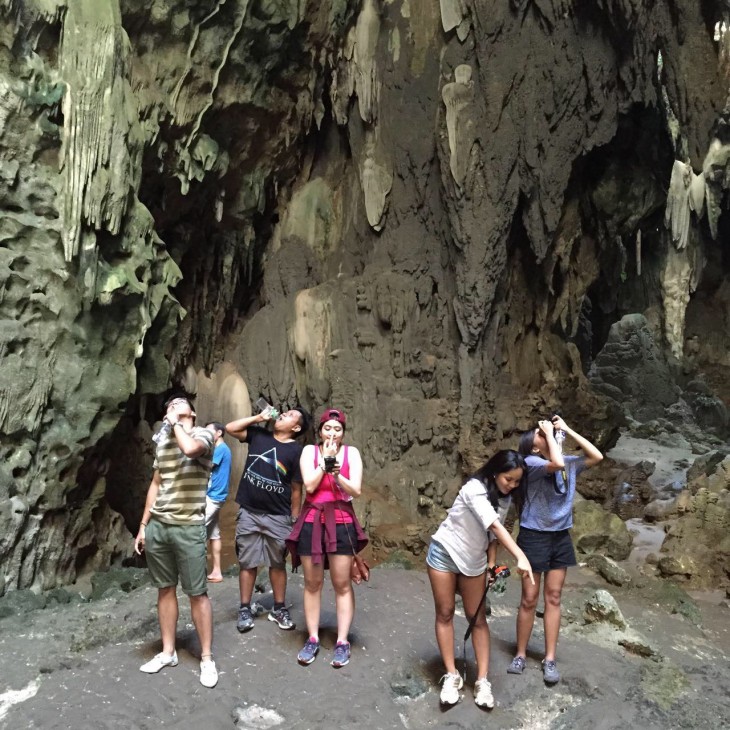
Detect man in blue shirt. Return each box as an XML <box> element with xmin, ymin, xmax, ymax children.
<box><xmin>205</xmin><ymin>422</ymin><xmax>232</xmax><ymax>582</ymax></box>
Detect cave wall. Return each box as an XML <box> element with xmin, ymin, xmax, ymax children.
<box><xmin>1</xmin><ymin>0</ymin><xmax>729</xmax><ymax>594</ymax></box>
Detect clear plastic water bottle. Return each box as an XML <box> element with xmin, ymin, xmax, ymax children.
<box><xmin>152</xmin><ymin>421</ymin><xmax>172</xmax><ymax>445</ymax></box>
<box><xmin>254</xmin><ymin>398</ymin><xmax>279</xmax><ymax>419</ymax></box>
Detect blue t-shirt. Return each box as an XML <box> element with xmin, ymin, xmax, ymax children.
<box><xmin>519</xmin><ymin>454</ymin><xmax>586</xmax><ymax>532</ymax></box>
<box><xmin>206</xmin><ymin>442</ymin><xmax>232</xmax><ymax>502</ymax></box>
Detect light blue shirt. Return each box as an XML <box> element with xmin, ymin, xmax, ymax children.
<box><xmin>520</xmin><ymin>454</ymin><xmax>586</xmax><ymax>531</ymax></box>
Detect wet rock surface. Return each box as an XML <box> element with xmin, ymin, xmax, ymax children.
<box><xmin>0</xmin><ymin>564</ymin><xmax>728</xmax><ymax>729</ymax></box>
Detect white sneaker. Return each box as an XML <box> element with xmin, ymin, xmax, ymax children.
<box><xmin>199</xmin><ymin>659</ymin><xmax>218</xmax><ymax>688</ymax></box>
<box><xmin>474</xmin><ymin>677</ymin><xmax>494</xmax><ymax>708</ymax></box>
<box><xmin>140</xmin><ymin>651</ymin><xmax>178</xmax><ymax>673</ymax></box>
<box><xmin>439</xmin><ymin>672</ymin><xmax>463</xmax><ymax>705</ymax></box>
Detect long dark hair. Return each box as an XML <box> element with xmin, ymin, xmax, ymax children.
<box><xmin>472</xmin><ymin>449</ymin><xmax>526</xmax><ymax>514</ymax></box>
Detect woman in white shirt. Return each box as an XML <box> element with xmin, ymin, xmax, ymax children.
<box><xmin>427</xmin><ymin>450</ymin><xmax>534</xmax><ymax>708</ymax></box>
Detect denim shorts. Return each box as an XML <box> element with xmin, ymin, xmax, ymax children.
<box><xmin>426</xmin><ymin>540</ymin><xmax>461</xmax><ymax>574</ymax></box>
<box><xmin>516</xmin><ymin>527</ymin><xmax>576</xmax><ymax>573</ymax></box>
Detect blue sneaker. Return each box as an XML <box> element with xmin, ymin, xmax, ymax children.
<box><xmin>297</xmin><ymin>637</ymin><xmax>320</xmax><ymax>665</ymax></box>
<box><xmin>331</xmin><ymin>641</ymin><xmax>351</xmax><ymax>668</ymax></box>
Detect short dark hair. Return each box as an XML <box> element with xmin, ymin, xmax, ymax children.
<box><xmin>208</xmin><ymin>421</ymin><xmax>226</xmax><ymax>436</ymax></box>
<box><xmin>164</xmin><ymin>393</ymin><xmax>193</xmax><ymax>411</ymax></box>
<box><xmin>293</xmin><ymin>407</ymin><xmax>311</xmax><ymax>436</ymax></box>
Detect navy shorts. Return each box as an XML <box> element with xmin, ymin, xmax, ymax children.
<box><xmin>297</xmin><ymin>521</ymin><xmax>357</xmax><ymax>556</ymax></box>
<box><xmin>516</xmin><ymin>528</ymin><xmax>576</xmax><ymax>573</ymax></box>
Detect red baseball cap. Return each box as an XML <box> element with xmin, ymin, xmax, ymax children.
<box><xmin>319</xmin><ymin>408</ymin><xmax>347</xmax><ymax>427</ymax></box>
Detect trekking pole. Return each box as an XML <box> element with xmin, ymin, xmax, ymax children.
<box><xmin>461</xmin><ymin>566</ymin><xmax>511</xmax><ymax>678</ymax></box>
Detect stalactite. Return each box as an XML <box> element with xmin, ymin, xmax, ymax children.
<box><xmin>353</xmin><ymin>0</ymin><xmax>381</xmax><ymax>124</ymax></box>
<box><xmin>186</xmin><ymin>1</ymin><xmax>249</xmax><ymax>145</ymax></box>
<box><xmin>442</xmin><ymin>64</ymin><xmax>476</xmax><ymax>187</ymax></box>
<box><xmin>59</xmin><ymin>0</ymin><xmax>133</xmax><ymax>269</ymax></box>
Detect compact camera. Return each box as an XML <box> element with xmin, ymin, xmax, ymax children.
<box><xmin>323</xmin><ymin>456</ymin><xmax>337</xmax><ymax>473</ymax></box>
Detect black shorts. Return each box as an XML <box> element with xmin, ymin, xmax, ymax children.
<box><xmin>297</xmin><ymin>521</ymin><xmax>357</xmax><ymax>557</ymax></box>
<box><xmin>516</xmin><ymin>528</ymin><xmax>576</xmax><ymax>574</ymax></box>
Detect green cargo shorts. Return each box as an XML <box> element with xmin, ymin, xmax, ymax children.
<box><xmin>145</xmin><ymin>519</ymin><xmax>208</xmax><ymax>596</ymax></box>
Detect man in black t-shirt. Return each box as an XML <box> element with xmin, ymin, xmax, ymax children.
<box><xmin>226</xmin><ymin>407</ymin><xmax>309</xmax><ymax>633</ymax></box>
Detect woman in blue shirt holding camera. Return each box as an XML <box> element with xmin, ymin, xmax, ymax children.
<box><xmin>508</xmin><ymin>416</ymin><xmax>603</xmax><ymax>684</ymax></box>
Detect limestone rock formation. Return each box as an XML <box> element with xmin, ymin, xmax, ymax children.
<box><xmin>0</xmin><ymin>0</ymin><xmax>729</xmax><ymax>594</ymax></box>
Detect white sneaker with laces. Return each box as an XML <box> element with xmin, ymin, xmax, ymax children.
<box><xmin>199</xmin><ymin>659</ymin><xmax>218</xmax><ymax>688</ymax></box>
<box><xmin>474</xmin><ymin>677</ymin><xmax>494</xmax><ymax>708</ymax></box>
<box><xmin>439</xmin><ymin>672</ymin><xmax>463</xmax><ymax>705</ymax></box>
<box><xmin>139</xmin><ymin>651</ymin><xmax>178</xmax><ymax>673</ymax></box>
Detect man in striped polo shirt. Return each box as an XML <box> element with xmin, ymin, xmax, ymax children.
<box><xmin>134</xmin><ymin>395</ymin><xmax>218</xmax><ymax>688</ymax></box>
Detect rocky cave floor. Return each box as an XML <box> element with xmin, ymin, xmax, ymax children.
<box><xmin>0</xmin><ymin>559</ymin><xmax>728</xmax><ymax>730</ymax></box>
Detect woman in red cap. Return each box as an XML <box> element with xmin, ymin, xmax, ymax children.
<box><xmin>287</xmin><ymin>408</ymin><xmax>367</xmax><ymax>669</ymax></box>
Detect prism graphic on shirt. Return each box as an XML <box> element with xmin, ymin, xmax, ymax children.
<box><xmin>245</xmin><ymin>447</ymin><xmax>288</xmax><ymax>494</ymax></box>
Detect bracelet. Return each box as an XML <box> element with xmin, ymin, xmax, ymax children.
<box><xmin>172</xmin><ymin>421</ymin><xmax>182</xmax><ymax>428</ymax></box>
<box><xmin>140</xmin><ymin>522</ymin><xmax>148</xmax><ymax>527</ymax></box>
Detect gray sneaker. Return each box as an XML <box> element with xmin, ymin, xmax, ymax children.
<box><xmin>542</xmin><ymin>659</ymin><xmax>560</xmax><ymax>684</ymax></box>
<box><xmin>507</xmin><ymin>656</ymin><xmax>526</xmax><ymax>674</ymax></box>
<box><xmin>268</xmin><ymin>606</ymin><xmax>295</xmax><ymax>630</ymax></box>
<box><xmin>237</xmin><ymin>605</ymin><xmax>254</xmax><ymax>632</ymax></box>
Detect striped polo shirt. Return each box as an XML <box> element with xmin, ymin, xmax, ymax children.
<box><xmin>150</xmin><ymin>426</ymin><xmax>214</xmax><ymax>525</ymax></box>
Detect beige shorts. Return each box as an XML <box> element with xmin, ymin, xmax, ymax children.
<box><xmin>205</xmin><ymin>497</ymin><xmax>225</xmax><ymax>541</ymax></box>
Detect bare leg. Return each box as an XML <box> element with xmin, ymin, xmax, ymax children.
<box><xmin>515</xmin><ymin>572</ymin><xmax>542</xmax><ymax>658</ymax></box>
<box><xmin>269</xmin><ymin>566</ymin><xmax>288</xmax><ymax>605</ymax></box>
<box><xmin>458</xmin><ymin>572</ymin><xmax>489</xmax><ymax>678</ymax></box>
<box><xmin>189</xmin><ymin>592</ymin><xmax>213</xmax><ymax>658</ymax></box>
<box><xmin>157</xmin><ymin>586</ymin><xmax>178</xmax><ymax>655</ymax></box>
<box><xmin>238</xmin><ymin>567</ymin><xmax>257</xmax><ymax>604</ymax></box>
<box><xmin>427</xmin><ymin>565</ymin><xmax>458</xmax><ymax>675</ymax></box>
<box><xmin>542</xmin><ymin>568</ymin><xmax>566</xmax><ymax>661</ymax></box>
<box><xmin>329</xmin><ymin>554</ymin><xmax>355</xmax><ymax>643</ymax></box>
<box><xmin>301</xmin><ymin>556</ymin><xmax>324</xmax><ymax>639</ymax></box>
<box><xmin>207</xmin><ymin>538</ymin><xmax>223</xmax><ymax>580</ymax></box>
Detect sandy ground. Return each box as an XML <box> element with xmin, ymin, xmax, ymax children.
<box><xmin>1</xmin><ymin>560</ymin><xmax>728</xmax><ymax>730</ymax></box>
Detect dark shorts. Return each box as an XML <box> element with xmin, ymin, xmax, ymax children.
<box><xmin>516</xmin><ymin>528</ymin><xmax>576</xmax><ymax>574</ymax></box>
<box><xmin>297</xmin><ymin>521</ymin><xmax>357</xmax><ymax>557</ymax></box>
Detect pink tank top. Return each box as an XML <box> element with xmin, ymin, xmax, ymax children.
<box><xmin>304</xmin><ymin>446</ymin><xmax>353</xmax><ymax>524</ymax></box>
